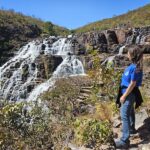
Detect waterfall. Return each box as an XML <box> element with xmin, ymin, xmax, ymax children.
<box><xmin>0</xmin><ymin>36</ymin><xmax>85</xmax><ymax>102</ymax></box>
<box><xmin>118</xmin><ymin>45</ymin><xmax>125</xmax><ymax>55</ymax></box>
<box><xmin>140</xmin><ymin>36</ymin><xmax>146</xmax><ymax>44</ymax></box>
<box><xmin>136</xmin><ymin>35</ymin><xmax>141</xmax><ymax>44</ymax></box>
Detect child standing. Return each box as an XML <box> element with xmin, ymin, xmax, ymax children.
<box><xmin>115</xmin><ymin>45</ymin><xmax>143</xmax><ymax>149</ymax></box>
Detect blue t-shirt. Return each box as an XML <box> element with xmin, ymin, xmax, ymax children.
<box><xmin>121</xmin><ymin>63</ymin><xmax>143</xmax><ymax>94</ymax></box>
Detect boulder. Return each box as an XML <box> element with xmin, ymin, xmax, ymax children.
<box><xmin>135</xmin><ymin>109</ymin><xmax>149</xmax><ymax>129</ymax></box>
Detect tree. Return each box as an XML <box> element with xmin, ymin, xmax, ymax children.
<box><xmin>44</xmin><ymin>21</ymin><xmax>55</xmax><ymax>35</ymax></box>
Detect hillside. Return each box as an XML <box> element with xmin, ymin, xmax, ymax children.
<box><xmin>0</xmin><ymin>9</ymin><xmax>70</xmax><ymax>65</ymax></box>
<box><xmin>75</xmin><ymin>4</ymin><xmax>150</xmax><ymax>33</ymax></box>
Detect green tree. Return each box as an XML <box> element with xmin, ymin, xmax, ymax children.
<box><xmin>43</xmin><ymin>21</ymin><xmax>55</xmax><ymax>35</ymax></box>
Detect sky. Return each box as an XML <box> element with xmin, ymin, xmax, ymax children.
<box><xmin>0</xmin><ymin>0</ymin><xmax>150</xmax><ymax>29</ymax></box>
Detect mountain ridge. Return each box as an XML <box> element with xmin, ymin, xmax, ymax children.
<box><xmin>0</xmin><ymin>9</ymin><xmax>70</xmax><ymax>65</ymax></box>
<box><xmin>74</xmin><ymin>4</ymin><xmax>150</xmax><ymax>33</ymax></box>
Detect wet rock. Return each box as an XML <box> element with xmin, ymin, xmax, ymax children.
<box><xmin>15</xmin><ymin>62</ymin><xmax>21</xmax><ymax>68</ymax></box>
<box><xmin>41</xmin><ymin>44</ymin><xmax>46</xmax><ymax>50</ymax></box>
<box><xmin>27</xmin><ymin>84</ymin><xmax>34</xmax><ymax>93</ymax></box>
<box><xmin>49</xmin><ymin>55</ymin><xmax>63</xmax><ymax>72</ymax></box>
<box><xmin>31</xmin><ymin>63</ymin><xmax>36</xmax><ymax>70</ymax></box>
<box><xmin>35</xmin><ymin>55</ymin><xmax>63</xmax><ymax>79</ymax></box>
<box><xmin>5</xmin><ymin>71</ymin><xmax>12</xmax><ymax>78</ymax></box>
<box><xmin>22</xmin><ymin>64</ymin><xmax>29</xmax><ymax>81</ymax></box>
<box><xmin>19</xmin><ymin>90</ymin><xmax>27</xmax><ymax>99</ymax></box>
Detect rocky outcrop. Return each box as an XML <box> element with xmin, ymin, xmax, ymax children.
<box><xmin>71</xmin><ymin>38</ymin><xmax>86</xmax><ymax>55</ymax></box>
<box><xmin>75</xmin><ymin>26</ymin><xmax>150</xmax><ymax>55</ymax></box>
<box><xmin>115</xmin><ymin>29</ymin><xmax>132</xmax><ymax>44</ymax></box>
<box><xmin>34</xmin><ymin>55</ymin><xmax>63</xmax><ymax>79</ymax></box>
<box><xmin>106</xmin><ymin>30</ymin><xmax>119</xmax><ymax>45</ymax></box>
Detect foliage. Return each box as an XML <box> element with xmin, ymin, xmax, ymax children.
<box><xmin>88</xmin><ymin>51</ymin><xmax>122</xmax><ymax>101</ymax></box>
<box><xmin>0</xmin><ymin>9</ymin><xmax>70</xmax><ymax>65</ymax></box>
<box><xmin>43</xmin><ymin>21</ymin><xmax>55</xmax><ymax>35</ymax></box>
<box><xmin>0</xmin><ymin>9</ymin><xmax>70</xmax><ymax>36</ymax></box>
<box><xmin>73</xmin><ymin>118</ymin><xmax>113</xmax><ymax>149</ymax></box>
<box><xmin>0</xmin><ymin>100</ymin><xmax>71</xmax><ymax>150</ymax></box>
<box><xmin>0</xmin><ymin>78</ymin><xmax>80</xmax><ymax>149</ymax></box>
<box><xmin>0</xmin><ymin>77</ymin><xmax>116</xmax><ymax>149</ymax></box>
<box><xmin>41</xmin><ymin>78</ymin><xmax>80</xmax><ymax>120</ymax></box>
<box><xmin>75</xmin><ymin>4</ymin><xmax>150</xmax><ymax>33</ymax></box>
<box><xmin>100</xmin><ymin>67</ymin><xmax>122</xmax><ymax>100</ymax></box>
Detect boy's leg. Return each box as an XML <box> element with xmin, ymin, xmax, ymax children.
<box><xmin>115</xmin><ymin>93</ymin><xmax>135</xmax><ymax>148</ymax></box>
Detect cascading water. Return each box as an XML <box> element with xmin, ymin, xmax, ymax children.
<box><xmin>0</xmin><ymin>36</ymin><xmax>85</xmax><ymax>102</ymax></box>
<box><xmin>118</xmin><ymin>45</ymin><xmax>126</xmax><ymax>55</ymax></box>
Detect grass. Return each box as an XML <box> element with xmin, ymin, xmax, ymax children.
<box><xmin>75</xmin><ymin>4</ymin><xmax>150</xmax><ymax>33</ymax></box>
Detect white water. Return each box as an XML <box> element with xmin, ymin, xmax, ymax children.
<box><xmin>140</xmin><ymin>36</ymin><xmax>146</xmax><ymax>45</ymax></box>
<box><xmin>101</xmin><ymin>45</ymin><xmax>126</xmax><ymax>67</ymax></box>
<box><xmin>136</xmin><ymin>35</ymin><xmax>141</xmax><ymax>44</ymax></box>
<box><xmin>0</xmin><ymin>37</ymin><xmax>85</xmax><ymax>101</ymax></box>
<box><xmin>118</xmin><ymin>45</ymin><xmax>125</xmax><ymax>55</ymax></box>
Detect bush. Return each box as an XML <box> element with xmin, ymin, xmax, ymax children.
<box><xmin>73</xmin><ymin>118</ymin><xmax>113</xmax><ymax>149</ymax></box>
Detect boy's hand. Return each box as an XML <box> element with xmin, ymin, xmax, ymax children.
<box><xmin>120</xmin><ymin>95</ymin><xmax>126</xmax><ymax>103</ymax></box>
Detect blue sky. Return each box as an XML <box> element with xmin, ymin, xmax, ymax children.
<box><xmin>0</xmin><ymin>0</ymin><xmax>150</xmax><ymax>29</ymax></box>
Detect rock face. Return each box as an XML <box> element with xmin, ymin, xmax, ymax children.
<box><xmin>71</xmin><ymin>38</ymin><xmax>86</xmax><ymax>55</ymax></box>
<box><xmin>115</xmin><ymin>29</ymin><xmax>131</xmax><ymax>44</ymax></box>
<box><xmin>34</xmin><ymin>55</ymin><xmax>63</xmax><ymax>79</ymax></box>
<box><xmin>75</xmin><ymin>26</ymin><xmax>150</xmax><ymax>54</ymax></box>
<box><xmin>106</xmin><ymin>30</ymin><xmax>119</xmax><ymax>45</ymax></box>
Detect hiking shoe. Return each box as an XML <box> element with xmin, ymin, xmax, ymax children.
<box><xmin>115</xmin><ymin>140</ymin><xmax>130</xmax><ymax>149</ymax></box>
<box><xmin>130</xmin><ymin>129</ymin><xmax>138</xmax><ymax>137</ymax></box>
<box><xmin>130</xmin><ymin>129</ymin><xmax>137</xmax><ymax>134</ymax></box>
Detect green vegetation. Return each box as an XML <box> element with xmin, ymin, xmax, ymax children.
<box><xmin>0</xmin><ymin>9</ymin><xmax>70</xmax><ymax>65</ymax></box>
<box><xmin>73</xmin><ymin>118</ymin><xmax>113</xmax><ymax>149</ymax></box>
<box><xmin>75</xmin><ymin>4</ymin><xmax>150</xmax><ymax>33</ymax></box>
<box><xmin>0</xmin><ymin>76</ymin><xmax>116</xmax><ymax>149</ymax></box>
<box><xmin>88</xmin><ymin>51</ymin><xmax>122</xmax><ymax>101</ymax></box>
<box><xmin>0</xmin><ymin>9</ymin><xmax>70</xmax><ymax>36</ymax></box>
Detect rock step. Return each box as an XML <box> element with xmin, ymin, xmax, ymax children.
<box><xmin>81</xmin><ymin>86</ymin><xmax>93</xmax><ymax>90</ymax></box>
<box><xmin>77</xmin><ymin>95</ymin><xmax>87</xmax><ymax>100</ymax></box>
<box><xmin>80</xmin><ymin>89</ymin><xmax>92</xmax><ymax>94</ymax></box>
<box><xmin>80</xmin><ymin>93</ymin><xmax>90</xmax><ymax>98</ymax></box>
<box><xmin>76</xmin><ymin>98</ymin><xmax>83</xmax><ymax>102</ymax></box>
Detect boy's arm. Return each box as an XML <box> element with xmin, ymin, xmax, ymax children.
<box><xmin>120</xmin><ymin>81</ymin><xmax>136</xmax><ymax>103</ymax></box>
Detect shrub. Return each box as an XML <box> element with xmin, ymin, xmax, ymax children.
<box><xmin>73</xmin><ymin>118</ymin><xmax>113</xmax><ymax>149</ymax></box>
